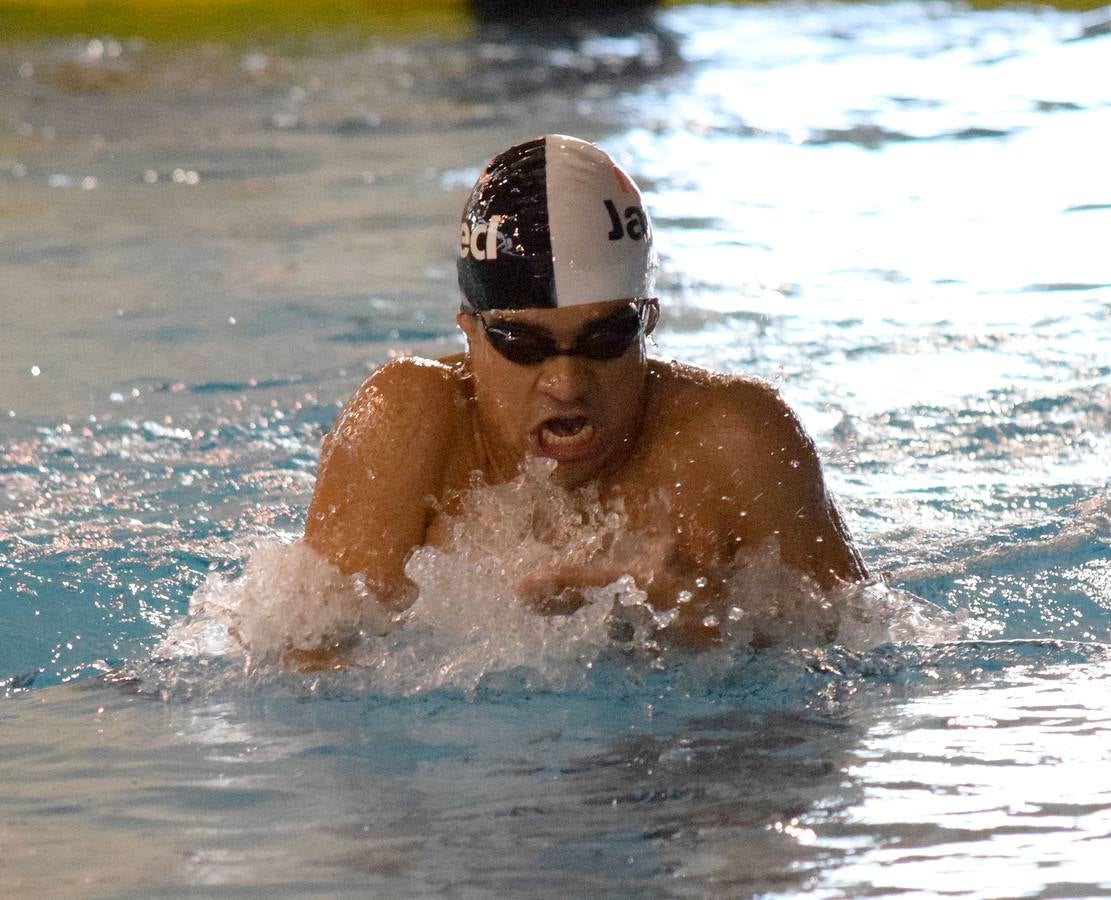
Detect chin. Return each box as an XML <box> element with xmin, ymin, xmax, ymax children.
<box><xmin>551</xmin><ymin>458</ymin><xmax>592</xmax><ymax>482</ymax></box>
<box><xmin>550</xmin><ymin>451</ymin><xmax>612</xmax><ymax>489</ymax></box>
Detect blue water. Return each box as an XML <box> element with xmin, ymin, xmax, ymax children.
<box><xmin>2</xmin><ymin>2</ymin><xmax>1110</xmax><ymax>895</ymax></box>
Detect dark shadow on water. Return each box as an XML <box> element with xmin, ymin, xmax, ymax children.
<box><xmin>441</xmin><ymin>5</ymin><xmax>683</xmax><ymax>105</ymax></box>
<box><xmin>470</xmin><ymin>0</ymin><xmax>659</xmax><ymax>23</ymax></box>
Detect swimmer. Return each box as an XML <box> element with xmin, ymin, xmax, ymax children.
<box><xmin>303</xmin><ymin>134</ymin><xmax>868</xmax><ymax>653</ymax></box>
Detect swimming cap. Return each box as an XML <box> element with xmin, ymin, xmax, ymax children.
<box><xmin>457</xmin><ymin>135</ymin><xmax>656</xmax><ymax>313</ymax></box>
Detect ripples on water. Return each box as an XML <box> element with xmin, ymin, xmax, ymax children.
<box><xmin>1</xmin><ymin>2</ymin><xmax>1110</xmax><ymax>895</ymax></box>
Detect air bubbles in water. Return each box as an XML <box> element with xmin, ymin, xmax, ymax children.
<box><xmin>158</xmin><ymin>460</ymin><xmax>962</xmax><ymax>695</ymax></box>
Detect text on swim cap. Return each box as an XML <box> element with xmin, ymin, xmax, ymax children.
<box><xmin>604</xmin><ymin>200</ymin><xmax>648</xmax><ymax>242</ymax></box>
<box><xmin>460</xmin><ymin>215</ymin><xmax>501</xmax><ymax>261</ymax></box>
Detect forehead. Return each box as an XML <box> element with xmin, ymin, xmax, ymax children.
<box><xmin>485</xmin><ymin>299</ymin><xmax>633</xmax><ymax>330</ymax></box>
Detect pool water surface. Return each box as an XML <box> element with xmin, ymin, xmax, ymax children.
<box><xmin>1</xmin><ymin>2</ymin><xmax>1110</xmax><ymax>896</ymax></box>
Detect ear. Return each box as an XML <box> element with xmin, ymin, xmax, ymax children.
<box><xmin>644</xmin><ymin>298</ymin><xmax>660</xmax><ymax>336</ymax></box>
<box><xmin>457</xmin><ymin>311</ymin><xmax>478</xmax><ymax>346</ymax></box>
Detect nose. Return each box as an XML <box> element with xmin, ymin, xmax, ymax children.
<box><xmin>535</xmin><ymin>353</ymin><xmax>594</xmax><ymax>405</ymax></box>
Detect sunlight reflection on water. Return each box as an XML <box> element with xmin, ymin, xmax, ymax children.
<box><xmin>1</xmin><ymin>1</ymin><xmax>1109</xmax><ymax>895</ymax></box>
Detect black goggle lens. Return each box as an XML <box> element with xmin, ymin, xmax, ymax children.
<box><xmin>478</xmin><ymin>304</ymin><xmax>648</xmax><ymax>366</ymax></box>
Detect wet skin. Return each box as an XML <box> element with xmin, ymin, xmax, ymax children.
<box><xmin>303</xmin><ymin>299</ymin><xmax>868</xmax><ymax>650</ymax></box>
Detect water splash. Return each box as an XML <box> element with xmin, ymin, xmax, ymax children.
<box><xmin>160</xmin><ymin>541</ymin><xmax>393</xmax><ymax>668</ymax></box>
<box><xmin>158</xmin><ymin>460</ymin><xmax>961</xmax><ymax>696</ymax></box>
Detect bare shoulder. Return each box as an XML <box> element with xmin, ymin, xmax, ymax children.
<box><xmin>305</xmin><ymin>355</ymin><xmax>471</xmax><ymax>590</ymax></box>
<box><xmin>648</xmin><ymin>357</ymin><xmax>780</xmax><ymax>400</ymax></box>
<box><xmin>647</xmin><ymin>359</ymin><xmax>805</xmax><ymax>455</ymax></box>
<box><xmin>327</xmin><ymin>355</ymin><xmax>464</xmax><ymax>446</ymax></box>
<box><xmin>315</xmin><ymin>353</ymin><xmax>469</xmax><ymax>517</ymax></box>
<box><xmin>644</xmin><ymin>358</ymin><xmax>866</xmax><ymax>586</ymax></box>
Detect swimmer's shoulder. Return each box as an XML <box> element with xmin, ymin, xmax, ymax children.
<box><xmin>351</xmin><ymin>353</ymin><xmax>467</xmax><ymax>409</ymax></box>
<box><xmin>326</xmin><ymin>354</ymin><xmax>470</xmax><ymax>452</ymax></box>
<box><xmin>367</xmin><ymin>353</ymin><xmax>464</xmax><ymax>394</ymax></box>
<box><xmin>308</xmin><ymin>354</ymin><xmax>472</xmax><ymax>591</ymax></box>
<box><xmin>645</xmin><ymin>358</ymin><xmax>816</xmax><ymax>470</ymax></box>
<box><xmin>647</xmin><ymin>358</ymin><xmax>792</xmax><ymax>431</ymax></box>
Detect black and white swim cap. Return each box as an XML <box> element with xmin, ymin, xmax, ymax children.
<box><xmin>457</xmin><ymin>135</ymin><xmax>657</xmax><ymax>313</ymax></box>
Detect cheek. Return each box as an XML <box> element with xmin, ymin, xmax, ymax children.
<box><xmin>491</xmin><ymin>392</ymin><xmax>522</xmax><ymax>421</ymax></box>
<box><xmin>600</xmin><ymin>365</ymin><xmax>645</xmax><ymax>419</ymax></box>
<box><xmin>474</xmin><ymin>361</ymin><xmax>531</xmax><ymax>422</ymax></box>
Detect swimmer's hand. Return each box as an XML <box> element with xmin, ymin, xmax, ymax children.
<box><xmin>280</xmin><ymin>630</ymin><xmax>364</xmax><ymax>672</ymax></box>
<box><xmin>514</xmin><ymin>570</ymin><xmax>592</xmax><ymax>616</ymax></box>
<box><xmin>227</xmin><ymin>621</ymin><xmax>359</xmax><ymax>673</ymax></box>
<box><xmin>514</xmin><ymin>532</ymin><xmax>674</xmax><ymax>617</ymax></box>
<box><xmin>281</xmin><ymin>645</ymin><xmax>351</xmax><ymax>673</ymax></box>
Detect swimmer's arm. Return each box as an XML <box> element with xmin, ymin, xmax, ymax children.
<box><xmin>304</xmin><ymin>358</ymin><xmax>456</xmax><ymax>612</ymax></box>
<box><xmin>514</xmin><ymin>540</ymin><xmax>732</xmax><ymax>648</ymax></box>
<box><xmin>742</xmin><ymin>388</ymin><xmax>868</xmax><ymax>589</ymax></box>
<box><xmin>514</xmin><ymin>529</ymin><xmax>675</xmax><ymax>615</ymax></box>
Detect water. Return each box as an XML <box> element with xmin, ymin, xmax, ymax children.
<box><xmin>2</xmin><ymin>2</ymin><xmax>1110</xmax><ymax>895</ymax></box>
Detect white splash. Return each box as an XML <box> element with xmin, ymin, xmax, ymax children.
<box><xmin>159</xmin><ymin>541</ymin><xmax>394</xmax><ymax>670</ymax></box>
<box><xmin>158</xmin><ymin>460</ymin><xmax>962</xmax><ymax>694</ymax></box>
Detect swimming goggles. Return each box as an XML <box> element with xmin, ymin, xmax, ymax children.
<box><xmin>474</xmin><ymin>299</ymin><xmax>656</xmax><ymax>366</ymax></box>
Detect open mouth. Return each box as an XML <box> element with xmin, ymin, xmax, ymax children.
<box><xmin>542</xmin><ymin>416</ymin><xmax>591</xmax><ymax>444</ymax></box>
<box><xmin>533</xmin><ymin>416</ymin><xmax>601</xmax><ymax>460</ymax></box>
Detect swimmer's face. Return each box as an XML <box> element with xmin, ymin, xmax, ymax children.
<box><xmin>458</xmin><ymin>299</ymin><xmax>659</xmax><ymax>487</ymax></box>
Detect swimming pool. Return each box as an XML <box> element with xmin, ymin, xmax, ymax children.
<box><xmin>2</xmin><ymin>2</ymin><xmax>1109</xmax><ymax>895</ymax></box>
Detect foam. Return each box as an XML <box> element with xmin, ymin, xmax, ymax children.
<box><xmin>158</xmin><ymin>459</ymin><xmax>963</xmax><ymax>694</ymax></box>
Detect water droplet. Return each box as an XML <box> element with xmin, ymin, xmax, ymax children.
<box><xmin>701</xmin><ymin>614</ymin><xmax>719</xmax><ymax>628</ymax></box>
